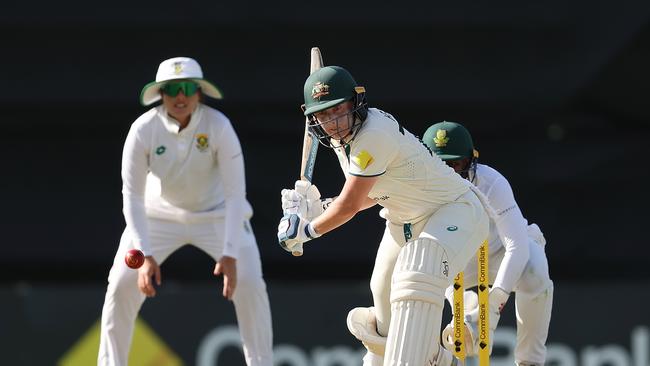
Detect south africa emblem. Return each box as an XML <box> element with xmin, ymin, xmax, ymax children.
<box><xmin>196</xmin><ymin>133</ymin><xmax>209</xmax><ymax>152</ymax></box>
<box><xmin>434</xmin><ymin>129</ymin><xmax>449</xmax><ymax>147</ymax></box>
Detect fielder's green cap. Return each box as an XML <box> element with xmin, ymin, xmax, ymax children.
<box><xmin>422</xmin><ymin>121</ymin><xmax>475</xmax><ymax>161</ymax></box>
<box><xmin>303</xmin><ymin>66</ymin><xmax>359</xmax><ymax>116</ymax></box>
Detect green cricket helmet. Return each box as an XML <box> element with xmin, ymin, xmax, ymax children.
<box><xmin>422</xmin><ymin>121</ymin><xmax>476</xmax><ymax>160</ymax></box>
<box><xmin>303</xmin><ymin>66</ymin><xmax>361</xmax><ymax>115</ymax></box>
<box><xmin>302</xmin><ymin>66</ymin><xmax>368</xmax><ymax>147</ymax></box>
<box><xmin>423</xmin><ymin>121</ymin><xmax>479</xmax><ymax>181</ymax></box>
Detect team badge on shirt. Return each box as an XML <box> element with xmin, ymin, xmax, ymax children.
<box><xmin>351</xmin><ymin>150</ymin><xmax>374</xmax><ymax>170</ymax></box>
<box><xmin>196</xmin><ymin>134</ymin><xmax>209</xmax><ymax>152</ymax></box>
<box><xmin>311</xmin><ymin>82</ymin><xmax>330</xmax><ymax>99</ymax></box>
<box><xmin>155</xmin><ymin>145</ymin><xmax>166</xmax><ymax>155</ymax></box>
<box><xmin>434</xmin><ymin>129</ymin><xmax>449</xmax><ymax>147</ymax></box>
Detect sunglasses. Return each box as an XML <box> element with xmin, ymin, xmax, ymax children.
<box><xmin>161</xmin><ymin>81</ymin><xmax>200</xmax><ymax>97</ymax></box>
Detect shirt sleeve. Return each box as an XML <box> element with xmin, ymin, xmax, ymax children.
<box><xmin>214</xmin><ymin>119</ymin><xmax>247</xmax><ymax>259</ymax></box>
<box><xmin>121</xmin><ymin>122</ymin><xmax>151</xmax><ymax>255</ymax></box>
<box><xmin>486</xmin><ymin>176</ymin><xmax>530</xmax><ymax>293</ymax></box>
<box><xmin>348</xmin><ymin>128</ymin><xmax>399</xmax><ymax>177</ymax></box>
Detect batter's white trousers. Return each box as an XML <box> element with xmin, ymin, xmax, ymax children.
<box><xmin>444</xmin><ymin>231</ymin><xmax>554</xmax><ymax>365</ymax></box>
<box><xmin>98</xmin><ymin>217</ymin><xmax>273</xmax><ymax>366</ymax></box>
<box><xmin>365</xmin><ymin>190</ymin><xmax>489</xmax><ymax>365</ymax></box>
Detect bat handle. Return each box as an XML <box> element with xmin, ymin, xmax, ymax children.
<box><xmin>292</xmin><ymin>243</ymin><xmax>304</xmax><ymax>257</ymax></box>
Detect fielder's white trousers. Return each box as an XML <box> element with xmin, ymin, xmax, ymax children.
<box><xmin>98</xmin><ymin>217</ymin><xmax>273</xmax><ymax>366</ymax></box>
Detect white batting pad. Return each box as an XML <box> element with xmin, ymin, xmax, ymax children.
<box><xmin>347</xmin><ymin>307</ymin><xmax>387</xmax><ymax>356</ymax></box>
<box><xmin>442</xmin><ymin>321</ymin><xmax>478</xmax><ymax>357</ymax></box>
<box><xmin>463</xmin><ymin>289</ymin><xmax>479</xmax><ymax>312</ymax></box>
<box><xmin>362</xmin><ymin>352</ymin><xmax>385</xmax><ymax>366</ymax></box>
<box><xmin>385</xmin><ymin>238</ymin><xmax>455</xmax><ymax>365</ymax></box>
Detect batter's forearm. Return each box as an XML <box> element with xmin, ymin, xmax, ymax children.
<box><xmin>360</xmin><ymin>196</ymin><xmax>378</xmax><ymax>210</ymax></box>
<box><xmin>324</xmin><ymin>196</ymin><xmax>375</xmax><ymax>211</ymax></box>
<box><xmin>310</xmin><ymin>199</ymin><xmax>358</xmax><ymax>235</ymax></box>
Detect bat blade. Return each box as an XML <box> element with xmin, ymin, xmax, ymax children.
<box><xmin>300</xmin><ymin>131</ymin><xmax>318</xmax><ymax>182</ymax></box>
<box><xmin>299</xmin><ymin>47</ymin><xmax>324</xmax><ymax>182</ymax></box>
<box><xmin>292</xmin><ymin>47</ymin><xmax>324</xmax><ymax>257</ymax></box>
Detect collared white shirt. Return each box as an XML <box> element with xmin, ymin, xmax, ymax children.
<box><xmin>121</xmin><ymin>104</ymin><xmax>250</xmax><ymax>257</ymax></box>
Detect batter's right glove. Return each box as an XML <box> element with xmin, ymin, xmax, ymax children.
<box><xmin>277</xmin><ymin>213</ymin><xmax>320</xmax><ymax>253</ymax></box>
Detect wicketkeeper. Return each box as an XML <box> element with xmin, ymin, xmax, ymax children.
<box><xmin>423</xmin><ymin>121</ymin><xmax>554</xmax><ymax>366</ymax></box>
<box><xmin>278</xmin><ymin>65</ymin><xmax>491</xmax><ymax>366</ymax></box>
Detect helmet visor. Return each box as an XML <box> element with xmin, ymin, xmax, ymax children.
<box><xmin>309</xmin><ymin>104</ymin><xmax>357</xmax><ymax>142</ymax></box>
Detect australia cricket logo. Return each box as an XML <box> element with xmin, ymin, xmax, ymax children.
<box><xmin>196</xmin><ymin>134</ymin><xmax>209</xmax><ymax>152</ymax></box>
<box><xmin>311</xmin><ymin>82</ymin><xmax>330</xmax><ymax>100</ymax></box>
<box><xmin>434</xmin><ymin>129</ymin><xmax>449</xmax><ymax>147</ymax></box>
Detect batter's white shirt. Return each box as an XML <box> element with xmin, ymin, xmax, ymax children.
<box><xmin>473</xmin><ymin>163</ymin><xmax>532</xmax><ymax>293</ymax></box>
<box><xmin>121</xmin><ymin>104</ymin><xmax>251</xmax><ymax>258</ymax></box>
<box><xmin>333</xmin><ymin>108</ymin><xmax>470</xmax><ymax>224</ymax></box>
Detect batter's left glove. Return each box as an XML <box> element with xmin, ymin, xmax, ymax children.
<box><xmin>281</xmin><ymin>180</ymin><xmax>333</xmax><ymax>220</ymax></box>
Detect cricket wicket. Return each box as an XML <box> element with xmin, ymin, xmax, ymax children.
<box><xmin>452</xmin><ymin>240</ymin><xmax>490</xmax><ymax>365</ymax></box>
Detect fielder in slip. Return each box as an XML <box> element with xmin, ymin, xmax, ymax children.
<box><xmin>423</xmin><ymin>121</ymin><xmax>554</xmax><ymax>366</ymax></box>
<box><xmin>98</xmin><ymin>57</ymin><xmax>273</xmax><ymax>366</ymax></box>
<box><xmin>278</xmin><ymin>65</ymin><xmax>491</xmax><ymax>366</ymax></box>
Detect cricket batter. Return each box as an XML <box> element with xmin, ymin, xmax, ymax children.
<box><xmin>98</xmin><ymin>57</ymin><xmax>273</xmax><ymax>366</ymax></box>
<box><xmin>278</xmin><ymin>66</ymin><xmax>490</xmax><ymax>366</ymax></box>
<box><xmin>423</xmin><ymin>121</ymin><xmax>554</xmax><ymax>366</ymax></box>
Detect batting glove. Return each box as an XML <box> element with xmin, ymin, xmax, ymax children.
<box><xmin>277</xmin><ymin>213</ymin><xmax>320</xmax><ymax>253</ymax></box>
<box><xmin>465</xmin><ymin>287</ymin><xmax>509</xmax><ymax>328</ymax></box>
<box><xmin>281</xmin><ymin>180</ymin><xmax>333</xmax><ymax>220</ymax></box>
<box><xmin>347</xmin><ymin>307</ymin><xmax>386</xmax><ymax>356</ymax></box>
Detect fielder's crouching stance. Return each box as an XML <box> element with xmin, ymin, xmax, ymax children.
<box><xmin>98</xmin><ymin>57</ymin><xmax>273</xmax><ymax>366</ymax></box>
<box><xmin>278</xmin><ymin>65</ymin><xmax>489</xmax><ymax>366</ymax></box>
<box><xmin>423</xmin><ymin>122</ymin><xmax>553</xmax><ymax>366</ymax></box>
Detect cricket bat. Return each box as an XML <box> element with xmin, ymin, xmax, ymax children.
<box><xmin>292</xmin><ymin>47</ymin><xmax>324</xmax><ymax>257</ymax></box>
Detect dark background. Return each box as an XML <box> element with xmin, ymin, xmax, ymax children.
<box><xmin>2</xmin><ymin>0</ymin><xmax>650</xmax><ymax>284</ymax></box>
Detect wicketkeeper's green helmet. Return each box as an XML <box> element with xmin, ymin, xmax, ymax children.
<box><xmin>422</xmin><ymin>121</ymin><xmax>476</xmax><ymax>161</ymax></box>
<box><xmin>303</xmin><ymin>66</ymin><xmax>366</xmax><ymax>116</ymax></box>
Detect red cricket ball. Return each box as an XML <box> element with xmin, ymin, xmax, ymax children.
<box><xmin>125</xmin><ymin>249</ymin><xmax>145</xmax><ymax>269</ymax></box>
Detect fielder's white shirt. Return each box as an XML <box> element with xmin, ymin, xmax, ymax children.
<box><xmin>473</xmin><ymin>163</ymin><xmax>532</xmax><ymax>293</ymax></box>
<box><xmin>121</xmin><ymin>104</ymin><xmax>251</xmax><ymax>258</ymax></box>
<box><xmin>333</xmin><ymin>108</ymin><xmax>470</xmax><ymax>224</ymax></box>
